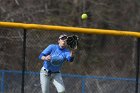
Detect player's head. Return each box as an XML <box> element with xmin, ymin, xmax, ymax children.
<box><xmin>58</xmin><ymin>34</ymin><xmax>67</xmax><ymax>48</ymax></box>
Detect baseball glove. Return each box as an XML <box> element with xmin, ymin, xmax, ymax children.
<box><xmin>66</xmin><ymin>35</ymin><xmax>79</xmax><ymax>49</ymax></box>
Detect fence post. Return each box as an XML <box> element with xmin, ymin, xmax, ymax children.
<box><xmin>1</xmin><ymin>71</ymin><xmax>4</xmax><ymax>93</ymax></box>
<box><xmin>21</xmin><ymin>29</ymin><xmax>27</xmax><ymax>93</ymax></box>
<box><xmin>135</xmin><ymin>38</ymin><xmax>140</xmax><ymax>93</ymax></box>
<box><xmin>82</xmin><ymin>77</ymin><xmax>85</xmax><ymax>93</ymax></box>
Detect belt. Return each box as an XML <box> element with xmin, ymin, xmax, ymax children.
<box><xmin>43</xmin><ymin>69</ymin><xmax>60</xmax><ymax>73</ymax></box>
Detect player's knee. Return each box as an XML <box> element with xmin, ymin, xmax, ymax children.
<box><xmin>58</xmin><ymin>86</ymin><xmax>65</xmax><ymax>93</ymax></box>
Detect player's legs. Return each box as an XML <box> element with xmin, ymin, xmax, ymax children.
<box><xmin>40</xmin><ymin>67</ymin><xmax>50</xmax><ymax>93</ymax></box>
<box><xmin>52</xmin><ymin>73</ymin><xmax>65</xmax><ymax>93</ymax></box>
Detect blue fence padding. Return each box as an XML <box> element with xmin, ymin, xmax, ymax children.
<box><xmin>0</xmin><ymin>70</ymin><xmax>139</xmax><ymax>93</ymax></box>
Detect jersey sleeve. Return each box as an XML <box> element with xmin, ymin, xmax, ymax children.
<box><xmin>39</xmin><ymin>44</ymin><xmax>53</xmax><ymax>59</ymax></box>
<box><xmin>65</xmin><ymin>51</ymin><xmax>74</xmax><ymax>62</ymax></box>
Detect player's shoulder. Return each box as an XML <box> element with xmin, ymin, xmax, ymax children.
<box><xmin>64</xmin><ymin>48</ymin><xmax>70</xmax><ymax>52</ymax></box>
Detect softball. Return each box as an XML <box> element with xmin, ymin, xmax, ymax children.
<box><xmin>81</xmin><ymin>13</ymin><xmax>88</xmax><ymax>20</ymax></box>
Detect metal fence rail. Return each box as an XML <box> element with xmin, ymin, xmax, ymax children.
<box><xmin>0</xmin><ymin>70</ymin><xmax>139</xmax><ymax>93</ymax></box>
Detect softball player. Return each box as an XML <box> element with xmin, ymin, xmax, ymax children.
<box><xmin>39</xmin><ymin>34</ymin><xmax>76</xmax><ymax>93</ymax></box>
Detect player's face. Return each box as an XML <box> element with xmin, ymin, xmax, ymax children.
<box><xmin>58</xmin><ymin>36</ymin><xmax>67</xmax><ymax>48</ymax></box>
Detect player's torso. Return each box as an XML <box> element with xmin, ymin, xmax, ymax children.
<box><xmin>44</xmin><ymin>45</ymin><xmax>67</xmax><ymax>71</ymax></box>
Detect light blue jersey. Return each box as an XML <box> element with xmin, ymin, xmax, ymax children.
<box><xmin>39</xmin><ymin>44</ymin><xmax>74</xmax><ymax>72</ymax></box>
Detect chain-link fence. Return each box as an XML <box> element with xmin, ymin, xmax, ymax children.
<box><xmin>0</xmin><ymin>27</ymin><xmax>139</xmax><ymax>93</ymax></box>
<box><xmin>0</xmin><ymin>0</ymin><xmax>140</xmax><ymax>92</ymax></box>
